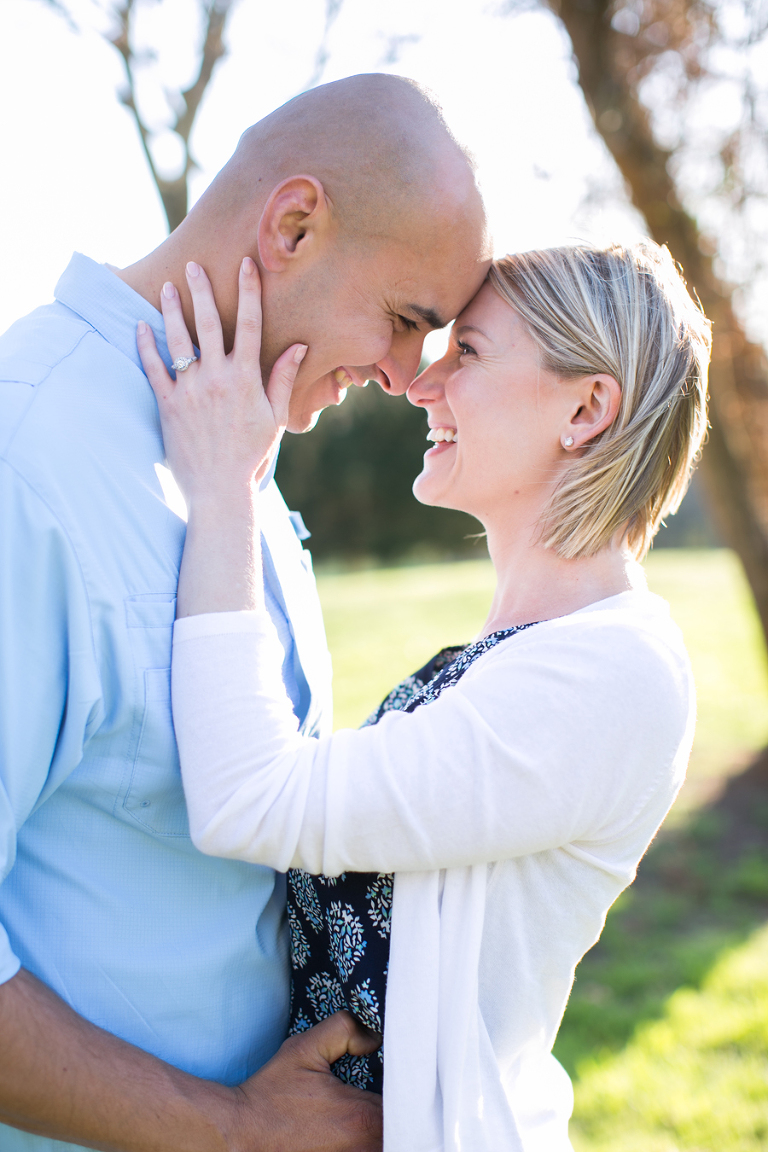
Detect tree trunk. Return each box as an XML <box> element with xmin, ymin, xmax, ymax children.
<box><xmin>549</xmin><ymin>0</ymin><xmax>768</xmax><ymax>647</ymax></box>
<box><xmin>155</xmin><ymin>176</ymin><xmax>189</xmax><ymax>234</ymax></box>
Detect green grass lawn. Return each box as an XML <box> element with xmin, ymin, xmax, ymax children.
<box><xmin>317</xmin><ymin>548</ymin><xmax>768</xmax><ymax>770</ymax></box>
<box><xmin>316</xmin><ymin>548</ymin><xmax>768</xmax><ymax>1150</ymax></box>
<box><xmin>571</xmin><ymin>923</ymin><xmax>768</xmax><ymax>1151</ymax></box>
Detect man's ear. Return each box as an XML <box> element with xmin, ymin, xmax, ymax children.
<box><xmin>257</xmin><ymin>175</ymin><xmax>330</xmax><ymax>272</ymax></box>
<box><xmin>563</xmin><ymin>373</ymin><xmax>622</xmax><ymax>450</ymax></box>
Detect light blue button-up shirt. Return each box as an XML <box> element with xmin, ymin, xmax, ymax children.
<box><xmin>0</xmin><ymin>254</ymin><xmax>332</xmax><ymax>1151</ymax></box>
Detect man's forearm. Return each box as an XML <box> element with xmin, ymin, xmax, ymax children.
<box><xmin>0</xmin><ymin>968</ymin><xmax>238</xmax><ymax>1152</ymax></box>
<box><xmin>0</xmin><ymin>968</ymin><xmax>382</xmax><ymax>1152</ymax></box>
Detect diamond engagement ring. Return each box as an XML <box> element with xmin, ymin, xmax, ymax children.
<box><xmin>172</xmin><ymin>355</ymin><xmax>197</xmax><ymax>372</ymax></box>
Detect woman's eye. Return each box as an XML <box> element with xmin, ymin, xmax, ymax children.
<box><xmin>457</xmin><ymin>340</ymin><xmax>476</xmax><ymax>356</ymax></box>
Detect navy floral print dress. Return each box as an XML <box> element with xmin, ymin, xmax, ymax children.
<box><xmin>286</xmin><ymin>624</ymin><xmax>538</xmax><ymax>1093</ymax></box>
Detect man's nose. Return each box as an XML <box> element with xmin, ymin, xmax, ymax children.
<box><xmin>375</xmin><ymin>332</ymin><xmax>427</xmax><ymax>395</ymax></box>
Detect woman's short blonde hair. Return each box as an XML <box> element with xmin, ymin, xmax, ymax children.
<box><xmin>489</xmin><ymin>241</ymin><xmax>711</xmax><ymax>560</ymax></box>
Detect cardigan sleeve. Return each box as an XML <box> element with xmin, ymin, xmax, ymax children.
<box><xmin>171</xmin><ymin>602</ymin><xmax>693</xmax><ymax>876</ymax></box>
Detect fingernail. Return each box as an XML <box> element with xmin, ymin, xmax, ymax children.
<box><xmin>137</xmin><ymin>321</ymin><xmax>147</xmax><ymax>335</ymax></box>
<box><xmin>242</xmin><ymin>256</ymin><xmax>256</xmax><ymax>275</ymax></box>
<box><xmin>294</xmin><ymin>344</ymin><xmax>308</xmax><ymax>364</ymax></box>
<box><xmin>186</xmin><ymin>261</ymin><xmax>200</xmax><ymax>278</ymax></box>
<box><xmin>162</xmin><ymin>281</ymin><xmax>176</xmax><ymax>299</ymax></box>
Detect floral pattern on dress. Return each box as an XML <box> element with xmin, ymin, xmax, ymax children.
<box><xmin>291</xmin><ymin>1009</ymin><xmax>313</xmax><ymax>1033</ymax></box>
<box><xmin>363</xmin><ymin>646</ymin><xmax>465</xmax><ymax>726</ymax></box>
<box><xmin>287</xmin><ymin>903</ymin><xmax>309</xmax><ymax>969</ymax></box>
<box><xmin>288</xmin><ymin>868</ymin><xmax>325</xmax><ymax>932</ymax></box>
<box><xmin>326</xmin><ymin>901</ymin><xmax>367</xmax><ymax>980</ymax></box>
<box><xmin>333</xmin><ymin>1052</ymin><xmax>374</xmax><ymax>1090</ymax></box>
<box><xmin>287</xmin><ymin>623</ymin><xmax>538</xmax><ymax>1096</ymax></box>
<box><xmin>306</xmin><ymin>971</ymin><xmax>346</xmax><ymax>1021</ymax></box>
<box><xmin>348</xmin><ymin>977</ymin><xmax>381</xmax><ymax>1031</ymax></box>
<box><xmin>365</xmin><ymin>874</ymin><xmax>393</xmax><ymax>938</ymax></box>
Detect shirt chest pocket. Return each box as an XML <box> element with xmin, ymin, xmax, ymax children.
<box><xmin>120</xmin><ymin>595</ymin><xmax>189</xmax><ymax>838</ymax></box>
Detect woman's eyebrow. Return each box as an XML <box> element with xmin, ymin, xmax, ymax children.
<box><xmin>454</xmin><ymin>324</ymin><xmax>490</xmax><ymax>340</ymax></box>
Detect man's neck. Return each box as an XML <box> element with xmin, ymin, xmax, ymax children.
<box><xmin>116</xmin><ymin>231</ymin><xmax>208</xmax><ymax>350</ymax></box>
<box><xmin>116</xmin><ymin>240</ymin><xmax>184</xmax><ymax>314</ymax></box>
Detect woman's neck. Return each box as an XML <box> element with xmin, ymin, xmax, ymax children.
<box><xmin>481</xmin><ymin>522</ymin><xmax>639</xmax><ymax>637</ymax></box>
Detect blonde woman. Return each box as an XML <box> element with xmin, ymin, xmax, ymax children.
<box><xmin>138</xmin><ymin>241</ymin><xmax>710</xmax><ymax>1151</ymax></box>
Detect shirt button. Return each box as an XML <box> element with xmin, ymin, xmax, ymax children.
<box><xmin>140</xmin><ymin>800</ymin><xmax>151</xmax><ymax>807</ymax></box>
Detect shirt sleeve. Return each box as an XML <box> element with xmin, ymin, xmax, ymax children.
<box><xmin>0</xmin><ymin>459</ymin><xmax>103</xmax><ymax>983</ymax></box>
<box><xmin>172</xmin><ymin>603</ymin><xmax>693</xmax><ymax>877</ymax></box>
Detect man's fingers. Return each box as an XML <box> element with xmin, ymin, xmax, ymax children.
<box><xmin>185</xmin><ymin>262</ymin><xmax>224</xmax><ymax>361</ymax></box>
<box><xmin>293</xmin><ymin>1012</ymin><xmax>383</xmax><ymax>1071</ymax></box>
<box><xmin>265</xmin><ymin>344</ymin><xmax>307</xmax><ymax>430</ymax></box>
<box><xmin>232</xmin><ymin>257</ymin><xmax>263</xmax><ymax>372</ymax></box>
<box><xmin>136</xmin><ymin>321</ymin><xmax>174</xmax><ymax>405</ymax></box>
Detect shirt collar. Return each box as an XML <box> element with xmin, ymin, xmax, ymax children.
<box><xmin>54</xmin><ymin>252</ymin><xmax>174</xmax><ymax>374</ymax></box>
<box><xmin>53</xmin><ymin>252</ymin><xmax>278</xmax><ymax>489</ymax></box>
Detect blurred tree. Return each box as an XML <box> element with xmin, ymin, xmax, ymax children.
<box><xmin>108</xmin><ymin>0</ymin><xmax>235</xmax><ymax>232</ymax></box>
<box><xmin>528</xmin><ymin>0</ymin><xmax>768</xmax><ymax>647</ymax></box>
<box><xmin>41</xmin><ymin>0</ymin><xmax>237</xmax><ymax>231</ymax></box>
<box><xmin>40</xmin><ymin>0</ymin><xmax>344</xmax><ymax>232</ymax></box>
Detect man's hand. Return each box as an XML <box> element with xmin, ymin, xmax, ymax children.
<box><xmin>232</xmin><ymin>1012</ymin><xmax>383</xmax><ymax>1152</ymax></box>
<box><xmin>0</xmin><ymin>968</ymin><xmax>382</xmax><ymax>1152</ymax></box>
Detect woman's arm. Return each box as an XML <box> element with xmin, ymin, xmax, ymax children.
<box><xmin>140</xmin><ymin>266</ymin><xmax>691</xmax><ymax>878</ymax></box>
<box><xmin>172</xmin><ymin>608</ymin><xmax>692</xmax><ymax>875</ymax></box>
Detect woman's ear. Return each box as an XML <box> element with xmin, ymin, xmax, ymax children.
<box><xmin>561</xmin><ymin>373</ymin><xmax>621</xmax><ymax>451</ymax></box>
<box><xmin>257</xmin><ymin>175</ymin><xmax>329</xmax><ymax>272</ymax></box>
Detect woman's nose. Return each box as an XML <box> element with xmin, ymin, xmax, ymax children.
<box><xmin>407</xmin><ymin>359</ymin><xmax>446</xmax><ymax>408</ymax></box>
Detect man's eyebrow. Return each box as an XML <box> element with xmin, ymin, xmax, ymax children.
<box><xmin>405</xmin><ymin>304</ymin><xmax>448</xmax><ymax>330</ymax></box>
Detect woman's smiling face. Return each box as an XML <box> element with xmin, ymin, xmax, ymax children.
<box><xmin>408</xmin><ymin>281</ymin><xmax>572</xmax><ymax>527</ymax></box>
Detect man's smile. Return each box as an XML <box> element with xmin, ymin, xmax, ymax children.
<box><xmin>333</xmin><ymin>367</ymin><xmax>355</xmax><ymax>388</ymax></box>
<box><xmin>332</xmin><ymin>365</ymin><xmax>391</xmax><ymax>391</ymax></box>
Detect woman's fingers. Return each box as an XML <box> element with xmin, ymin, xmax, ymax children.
<box><xmin>185</xmin><ymin>261</ymin><xmax>224</xmax><ymax>361</ymax></box>
<box><xmin>266</xmin><ymin>343</ymin><xmax>307</xmax><ymax>430</ymax></box>
<box><xmin>232</xmin><ymin>257</ymin><xmax>263</xmax><ymax>373</ymax></box>
<box><xmin>136</xmin><ymin>321</ymin><xmax>174</xmax><ymax>405</ymax></box>
<box><xmin>159</xmin><ymin>281</ymin><xmax>196</xmax><ymax>371</ymax></box>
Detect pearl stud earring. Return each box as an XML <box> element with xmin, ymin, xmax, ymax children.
<box><xmin>563</xmin><ymin>436</ymin><xmax>574</xmax><ymax>448</ymax></box>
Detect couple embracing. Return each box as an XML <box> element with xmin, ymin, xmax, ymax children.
<box><xmin>0</xmin><ymin>74</ymin><xmax>708</xmax><ymax>1152</ymax></box>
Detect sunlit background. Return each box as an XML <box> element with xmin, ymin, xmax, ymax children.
<box><xmin>2</xmin><ymin>1</ymin><xmax>768</xmax><ymax>1147</ymax></box>
<box><xmin>0</xmin><ymin>0</ymin><xmax>647</xmax><ymax>345</ymax></box>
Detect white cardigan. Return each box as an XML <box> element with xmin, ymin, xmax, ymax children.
<box><xmin>171</xmin><ymin>589</ymin><xmax>695</xmax><ymax>1151</ymax></box>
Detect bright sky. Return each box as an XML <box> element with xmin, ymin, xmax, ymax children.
<box><xmin>0</xmin><ymin>0</ymin><xmax>646</xmax><ymax>355</ymax></box>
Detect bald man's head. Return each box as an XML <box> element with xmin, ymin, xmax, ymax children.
<box><xmin>131</xmin><ymin>74</ymin><xmax>491</xmax><ymax>431</ymax></box>
<box><xmin>225</xmin><ymin>74</ymin><xmax>480</xmax><ymax>247</ymax></box>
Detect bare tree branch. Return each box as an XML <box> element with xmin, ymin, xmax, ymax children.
<box><xmin>109</xmin><ymin>0</ymin><xmax>168</xmax><ymax>216</ymax></box>
<box><xmin>109</xmin><ymin>0</ymin><xmax>236</xmax><ymax>231</ymax></box>
<box><xmin>174</xmin><ymin>0</ymin><xmax>233</xmax><ymax>142</ymax></box>
<box><xmin>304</xmin><ymin>0</ymin><xmax>344</xmax><ymax>91</ymax></box>
<box><xmin>38</xmin><ymin>0</ymin><xmax>80</xmax><ymax>32</ymax></box>
<box><xmin>41</xmin><ymin>0</ymin><xmax>237</xmax><ymax>233</ymax></box>
<box><xmin>377</xmin><ymin>33</ymin><xmax>421</xmax><ymax>68</ymax></box>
